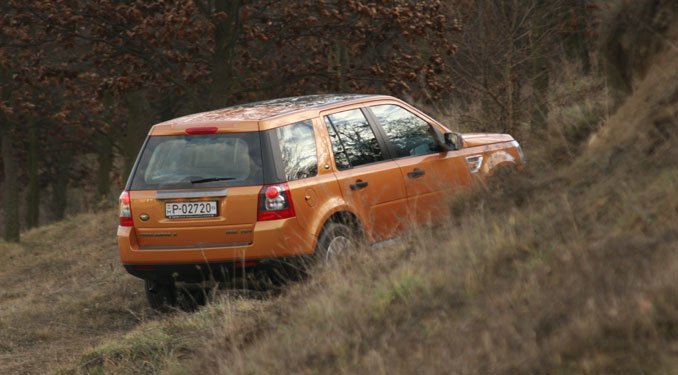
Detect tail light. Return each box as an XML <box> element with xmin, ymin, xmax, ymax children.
<box><xmin>119</xmin><ymin>190</ymin><xmax>134</xmax><ymax>226</ymax></box>
<box><xmin>257</xmin><ymin>183</ymin><xmax>295</xmax><ymax>221</ymax></box>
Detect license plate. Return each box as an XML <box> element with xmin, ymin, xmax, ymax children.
<box><xmin>165</xmin><ymin>201</ymin><xmax>218</xmax><ymax>219</ymax></box>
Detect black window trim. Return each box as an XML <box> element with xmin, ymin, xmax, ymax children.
<box><xmin>260</xmin><ymin>129</ymin><xmax>286</xmax><ymax>184</ymax></box>
<box><xmin>363</xmin><ymin>104</ymin><xmax>447</xmax><ymax>161</ymax></box>
<box><xmin>362</xmin><ymin>106</ymin><xmax>398</xmax><ymax>159</ymax></box>
<box><xmin>324</xmin><ymin>114</ymin><xmax>352</xmax><ymax>171</ymax></box>
<box><xmin>125</xmin><ymin>135</ymin><xmax>150</xmax><ymax>190</ymax></box>
<box><xmin>360</xmin><ymin>107</ymin><xmax>396</xmax><ymax>160</ymax></box>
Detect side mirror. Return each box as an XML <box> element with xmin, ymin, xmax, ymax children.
<box><xmin>444</xmin><ymin>132</ymin><xmax>463</xmax><ymax>151</ymax></box>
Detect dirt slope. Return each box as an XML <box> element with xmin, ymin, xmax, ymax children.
<box><xmin>0</xmin><ymin>212</ymin><xmax>149</xmax><ymax>374</ymax></box>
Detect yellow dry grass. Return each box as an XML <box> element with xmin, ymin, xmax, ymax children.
<box><xmin>0</xmin><ymin>211</ymin><xmax>147</xmax><ymax>374</ymax></box>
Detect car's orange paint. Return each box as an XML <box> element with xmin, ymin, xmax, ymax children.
<box><xmin>394</xmin><ymin>151</ymin><xmax>471</xmax><ymax>225</ymax></box>
<box><xmin>331</xmin><ymin>160</ymin><xmax>408</xmax><ymax>242</ymax></box>
<box><xmin>118</xmin><ymin>95</ymin><xmax>525</xmax><ymax>267</ymax></box>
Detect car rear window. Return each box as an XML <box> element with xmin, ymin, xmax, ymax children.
<box><xmin>129</xmin><ymin>132</ymin><xmax>263</xmax><ymax>190</ymax></box>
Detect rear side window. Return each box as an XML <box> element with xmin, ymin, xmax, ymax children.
<box><xmin>370</xmin><ymin>105</ymin><xmax>440</xmax><ymax>158</ymax></box>
<box><xmin>274</xmin><ymin>120</ymin><xmax>318</xmax><ymax>181</ymax></box>
<box><xmin>324</xmin><ymin>109</ymin><xmax>384</xmax><ymax>169</ymax></box>
<box><xmin>129</xmin><ymin>132</ymin><xmax>263</xmax><ymax>190</ymax></box>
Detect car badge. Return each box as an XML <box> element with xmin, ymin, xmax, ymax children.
<box><xmin>139</xmin><ymin>214</ymin><xmax>150</xmax><ymax>221</ymax></box>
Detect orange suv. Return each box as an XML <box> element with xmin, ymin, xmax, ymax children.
<box><xmin>117</xmin><ymin>94</ymin><xmax>524</xmax><ymax>309</ymax></box>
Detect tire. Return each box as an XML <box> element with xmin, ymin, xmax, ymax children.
<box><xmin>267</xmin><ymin>264</ymin><xmax>305</xmax><ymax>286</ymax></box>
<box><xmin>315</xmin><ymin>222</ymin><xmax>356</xmax><ymax>263</ymax></box>
<box><xmin>176</xmin><ymin>285</ymin><xmax>209</xmax><ymax>311</ymax></box>
<box><xmin>145</xmin><ymin>280</ymin><xmax>177</xmax><ymax>312</ymax></box>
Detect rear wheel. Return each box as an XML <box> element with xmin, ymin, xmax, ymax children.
<box><xmin>176</xmin><ymin>285</ymin><xmax>209</xmax><ymax>311</ymax></box>
<box><xmin>145</xmin><ymin>280</ymin><xmax>177</xmax><ymax>311</ymax></box>
<box><xmin>145</xmin><ymin>280</ymin><xmax>210</xmax><ymax>312</ymax></box>
<box><xmin>315</xmin><ymin>222</ymin><xmax>356</xmax><ymax>263</ymax></box>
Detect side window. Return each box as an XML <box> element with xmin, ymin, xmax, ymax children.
<box><xmin>324</xmin><ymin>109</ymin><xmax>384</xmax><ymax>169</ymax></box>
<box><xmin>275</xmin><ymin>120</ymin><xmax>318</xmax><ymax>180</ymax></box>
<box><xmin>370</xmin><ymin>105</ymin><xmax>440</xmax><ymax>158</ymax></box>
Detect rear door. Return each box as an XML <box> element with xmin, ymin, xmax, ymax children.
<box><xmin>322</xmin><ymin>108</ymin><xmax>408</xmax><ymax>242</ymax></box>
<box><xmin>127</xmin><ymin>131</ymin><xmax>264</xmax><ymax>249</ymax></box>
<box><xmin>366</xmin><ymin>104</ymin><xmax>471</xmax><ymax>225</ymax></box>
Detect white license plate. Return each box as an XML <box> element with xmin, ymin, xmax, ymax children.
<box><xmin>165</xmin><ymin>201</ymin><xmax>218</xmax><ymax>218</ymax></box>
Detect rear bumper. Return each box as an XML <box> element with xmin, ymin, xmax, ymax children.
<box><xmin>123</xmin><ymin>257</ymin><xmax>306</xmax><ymax>282</ymax></box>
<box><xmin>117</xmin><ymin>217</ymin><xmax>317</xmax><ymax>266</ymax></box>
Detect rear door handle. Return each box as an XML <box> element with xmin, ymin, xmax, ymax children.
<box><xmin>407</xmin><ymin>168</ymin><xmax>426</xmax><ymax>179</ymax></box>
<box><xmin>349</xmin><ymin>180</ymin><xmax>369</xmax><ymax>190</ymax></box>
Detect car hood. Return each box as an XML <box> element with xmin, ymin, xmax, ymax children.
<box><xmin>461</xmin><ymin>133</ymin><xmax>514</xmax><ymax>147</ymax></box>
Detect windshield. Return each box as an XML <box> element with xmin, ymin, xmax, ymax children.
<box><xmin>129</xmin><ymin>132</ymin><xmax>263</xmax><ymax>190</ymax></box>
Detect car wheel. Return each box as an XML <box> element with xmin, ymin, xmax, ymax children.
<box><xmin>176</xmin><ymin>285</ymin><xmax>209</xmax><ymax>311</ymax></box>
<box><xmin>316</xmin><ymin>222</ymin><xmax>356</xmax><ymax>263</ymax></box>
<box><xmin>145</xmin><ymin>280</ymin><xmax>177</xmax><ymax>312</ymax></box>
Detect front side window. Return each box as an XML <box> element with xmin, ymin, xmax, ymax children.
<box><xmin>324</xmin><ymin>109</ymin><xmax>384</xmax><ymax>169</ymax></box>
<box><xmin>274</xmin><ymin>120</ymin><xmax>318</xmax><ymax>181</ymax></box>
<box><xmin>370</xmin><ymin>104</ymin><xmax>440</xmax><ymax>158</ymax></box>
<box><xmin>130</xmin><ymin>132</ymin><xmax>263</xmax><ymax>190</ymax></box>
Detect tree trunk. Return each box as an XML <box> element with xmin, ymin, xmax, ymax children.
<box><xmin>26</xmin><ymin>119</ymin><xmax>40</xmax><ymax>228</ymax></box>
<box><xmin>206</xmin><ymin>0</ymin><xmax>242</xmax><ymax>110</ymax></box>
<box><xmin>0</xmin><ymin>57</ymin><xmax>20</xmax><ymax>241</ymax></box>
<box><xmin>95</xmin><ymin>133</ymin><xmax>113</xmax><ymax>202</ymax></box>
<box><xmin>331</xmin><ymin>41</ymin><xmax>349</xmax><ymax>92</ymax></box>
<box><xmin>530</xmin><ymin>0</ymin><xmax>550</xmax><ymax>131</ymax></box>
<box><xmin>50</xmin><ymin>152</ymin><xmax>72</xmax><ymax>221</ymax></box>
<box><xmin>574</xmin><ymin>0</ymin><xmax>591</xmax><ymax>74</ymax></box>
<box><xmin>122</xmin><ymin>90</ymin><xmax>152</xmax><ymax>179</ymax></box>
<box><xmin>504</xmin><ymin>36</ymin><xmax>515</xmax><ymax>133</ymax></box>
<box><xmin>1</xmin><ymin>124</ymin><xmax>20</xmax><ymax>242</ymax></box>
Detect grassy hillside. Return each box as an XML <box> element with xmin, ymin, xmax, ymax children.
<box><xmin>0</xmin><ymin>211</ymin><xmax>147</xmax><ymax>374</ymax></box>
<box><xmin>1</xmin><ymin>4</ymin><xmax>676</xmax><ymax>375</ymax></box>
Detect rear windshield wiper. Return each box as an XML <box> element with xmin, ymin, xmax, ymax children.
<box><xmin>190</xmin><ymin>177</ymin><xmax>236</xmax><ymax>184</ymax></box>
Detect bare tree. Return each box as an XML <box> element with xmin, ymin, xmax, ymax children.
<box><xmin>447</xmin><ymin>0</ymin><xmax>594</xmax><ymax>134</ymax></box>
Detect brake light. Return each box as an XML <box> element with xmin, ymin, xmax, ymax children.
<box><xmin>185</xmin><ymin>127</ymin><xmax>218</xmax><ymax>135</ymax></box>
<box><xmin>119</xmin><ymin>190</ymin><xmax>133</xmax><ymax>226</ymax></box>
<box><xmin>257</xmin><ymin>183</ymin><xmax>295</xmax><ymax>221</ymax></box>
<box><xmin>265</xmin><ymin>186</ymin><xmax>279</xmax><ymax>199</ymax></box>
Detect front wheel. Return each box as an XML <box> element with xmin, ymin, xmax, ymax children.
<box><xmin>315</xmin><ymin>222</ymin><xmax>357</xmax><ymax>263</ymax></box>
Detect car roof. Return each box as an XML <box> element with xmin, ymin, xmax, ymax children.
<box><xmin>158</xmin><ymin>94</ymin><xmax>390</xmax><ymax>124</ymax></box>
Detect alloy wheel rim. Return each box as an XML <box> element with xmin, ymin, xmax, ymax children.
<box><xmin>325</xmin><ymin>235</ymin><xmax>352</xmax><ymax>261</ymax></box>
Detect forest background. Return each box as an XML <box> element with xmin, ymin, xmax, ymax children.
<box><xmin>0</xmin><ymin>0</ymin><xmax>601</xmax><ymax>242</ymax></box>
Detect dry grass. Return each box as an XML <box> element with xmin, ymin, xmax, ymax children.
<box><xmin>0</xmin><ymin>211</ymin><xmax>150</xmax><ymax>374</ymax></box>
